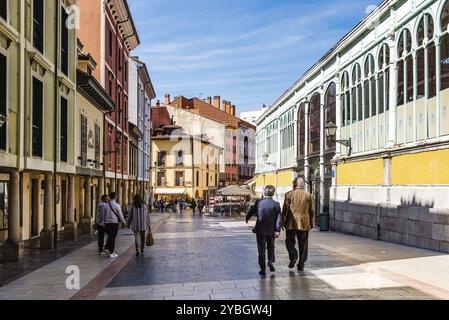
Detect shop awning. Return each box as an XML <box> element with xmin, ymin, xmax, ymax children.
<box><xmin>217</xmin><ymin>185</ymin><xmax>255</xmax><ymax>196</ymax></box>
<box><xmin>154</xmin><ymin>188</ymin><xmax>187</xmax><ymax>195</ymax></box>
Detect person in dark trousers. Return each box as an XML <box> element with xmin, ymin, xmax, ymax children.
<box><xmin>191</xmin><ymin>199</ymin><xmax>197</xmax><ymax>215</ymax></box>
<box><xmin>105</xmin><ymin>192</ymin><xmax>126</xmax><ymax>258</ymax></box>
<box><xmin>128</xmin><ymin>194</ymin><xmax>152</xmax><ymax>257</ymax></box>
<box><xmin>282</xmin><ymin>177</ymin><xmax>316</xmax><ymax>272</ymax></box>
<box><xmin>197</xmin><ymin>198</ymin><xmax>205</xmax><ymax>215</ymax></box>
<box><xmin>246</xmin><ymin>186</ymin><xmax>281</xmax><ymax>276</ymax></box>
<box><xmin>96</xmin><ymin>194</ymin><xmax>109</xmax><ymax>255</ymax></box>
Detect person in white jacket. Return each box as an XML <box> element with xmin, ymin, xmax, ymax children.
<box><xmin>104</xmin><ymin>192</ymin><xmax>126</xmax><ymax>258</ymax></box>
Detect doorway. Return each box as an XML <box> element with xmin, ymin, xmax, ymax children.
<box><xmin>61</xmin><ymin>180</ymin><xmax>67</xmax><ymax>227</ymax></box>
<box><xmin>30</xmin><ymin>179</ymin><xmax>39</xmax><ymax>237</ymax></box>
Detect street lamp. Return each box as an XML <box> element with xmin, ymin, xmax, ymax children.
<box><xmin>325</xmin><ymin>122</ymin><xmax>352</xmax><ymax>156</ymax></box>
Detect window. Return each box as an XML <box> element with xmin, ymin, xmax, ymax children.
<box><xmin>0</xmin><ymin>53</ymin><xmax>6</xmax><ymax>151</ymax></box>
<box><xmin>117</xmin><ymin>87</ymin><xmax>122</xmax><ymax>126</ymax></box>
<box><xmin>61</xmin><ymin>6</ymin><xmax>69</xmax><ymax>75</ymax></box>
<box><xmin>196</xmin><ymin>171</ymin><xmax>199</xmax><ymax>187</ymax></box>
<box><xmin>0</xmin><ymin>182</ymin><xmax>7</xmax><ymax>231</ymax></box>
<box><xmin>0</xmin><ymin>0</ymin><xmax>7</xmax><ymax>20</ymax></box>
<box><xmin>341</xmin><ymin>71</ymin><xmax>350</xmax><ymax>126</ymax></box>
<box><xmin>33</xmin><ymin>0</ymin><xmax>44</xmax><ymax>53</ymax></box>
<box><xmin>157</xmin><ymin>151</ymin><xmax>166</xmax><ymax>167</ymax></box>
<box><xmin>108</xmin><ymin>72</ymin><xmax>113</xmax><ymax>97</ymax></box>
<box><xmin>364</xmin><ymin>55</ymin><xmax>375</xmax><ymax>119</ymax></box>
<box><xmin>175</xmin><ymin>150</ymin><xmax>184</xmax><ymax>166</ymax></box>
<box><xmin>117</xmin><ymin>45</ymin><xmax>122</xmax><ymax>72</ymax></box>
<box><xmin>108</xmin><ymin>25</ymin><xmax>113</xmax><ymax>58</ymax></box>
<box><xmin>206</xmin><ymin>173</ymin><xmax>209</xmax><ymax>187</ymax></box>
<box><xmin>378</xmin><ymin>43</ymin><xmax>390</xmax><ymax>114</ymax></box>
<box><xmin>157</xmin><ymin>172</ymin><xmax>166</xmax><ymax>187</ymax></box>
<box><xmin>351</xmin><ymin>64</ymin><xmax>362</xmax><ymax>122</ymax></box>
<box><xmin>416</xmin><ymin>14</ymin><xmax>436</xmax><ymax>100</ymax></box>
<box><xmin>309</xmin><ymin>94</ymin><xmax>320</xmax><ymax>155</ymax></box>
<box><xmin>324</xmin><ymin>82</ymin><xmax>336</xmax><ymax>151</ymax></box>
<box><xmin>60</xmin><ymin>97</ymin><xmax>68</xmax><ymax>162</ymax></box>
<box><xmin>397</xmin><ymin>29</ymin><xmax>413</xmax><ymax>106</ymax></box>
<box><xmin>32</xmin><ymin>77</ymin><xmax>43</xmax><ymax>157</ymax></box>
<box><xmin>175</xmin><ymin>172</ymin><xmax>184</xmax><ymax>186</ymax></box>
<box><xmin>117</xmin><ymin>132</ymin><xmax>121</xmax><ymax>171</ymax></box>
<box><xmin>95</xmin><ymin>123</ymin><xmax>100</xmax><ymax>169</ymax></box>
<box><xmin>80</xmin><ymin>114</ymin><xmax>87</xmax><ymax>166</ymax></box>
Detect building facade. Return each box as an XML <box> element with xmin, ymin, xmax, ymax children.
<box><xmin>1</xmin><ymin>0</ymin><xmax>78</xmax><ymax>260</ymax></box>
<box><xmin>256</xmin><ymin>0</ymin><xmax>449</xmax><ymax>253</ymax></box>
<box><xmin>151</xmin><ymin>108</ymin><xmax>221</xmax><ymax>201</ymax></box>
<box><xmin>240</xmin><ymin>105</ymin><xmax>268</xmax><ymax>126</ymax></box>
<box><xmin>78</xmin><ymin>0</ymin><xmax>140</xmax><ymax>208</ymax></box>
<box><xmin>128</xmin><ymin>56</ymin><xmax>155</xmax><ymax>206</ymax></box>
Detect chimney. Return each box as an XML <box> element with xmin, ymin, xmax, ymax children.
<box><xmin>165</xmin><ymin>94</ymin><xmax>171</xmax><ymax>105</ymax></box>
<box><xmin>213</xmin><ymin>96</ymin><xmax>221</xmax><ymax>109</ymax></box>
<box><xmin>156</xmin><ymin>100</ymin><xmax>160</xmax><ymax>107</ymax></box>
<box><xmin>231</xmin><ymin>105</ymin><xmax>236</xmax><ymax>116</ymax></box>
<box><xmin>226</xmin><ymin>101</ymin><xmax>232</xmax><ymax>114</ymax></box>
<box><xmin>222</xmin><ymin>100</ymin><xmax>227</xmax><ymax>112</ymax></box>
<box><xmin>207</xmin><ymin>97</ymin><xmax>212</xmax><ymax>105</ymax></box>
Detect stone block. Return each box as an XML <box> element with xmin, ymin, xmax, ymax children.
<box><xmin>389</xmin><ymin>231</ymin><xmax>401</xmax><ymax>244</ymax></box>
<box><xmin>439</xmin><ymin>241</ymin><xmax>449</xmax><ymax>254</ymax></box>
<box><xmin>432</xmin><ymin>224</ymin><xmax>445</xmax><ymax>241</ymax></box>
<box><xmin>435</xmin><ymin>213</ymin><xmax>449</xmax><ymax>225</ymax></box>
<box><xmin>2</xmin><ymin>240</ymin><xmax>24</xmax><ymax>262</ymax></box>
<box><xmin>444</xmin><ymin>226</ymin><xmax>449</xmax><ymax>242</ymax></box>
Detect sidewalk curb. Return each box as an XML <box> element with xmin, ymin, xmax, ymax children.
<box><xmin>70</xmin><ymin>213</ymin><xmax>170</xmax><ymax>300</ymax></box>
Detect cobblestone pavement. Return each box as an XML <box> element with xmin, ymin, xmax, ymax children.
<box><xmin>1</xmin><ymin>210</ymin><xmax>449</xmax><ymax>300</ymax></box>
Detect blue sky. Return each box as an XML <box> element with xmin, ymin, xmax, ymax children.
<box><xmin>129</xmin><ymin>0</ymin><xmax>382</xmax><ymax>114</ymax></box>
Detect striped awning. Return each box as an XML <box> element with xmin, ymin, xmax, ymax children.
<box><xmin>154</xmin><ymin>188</ymin><xmax>187</xmax><ymax>195</ymax></box>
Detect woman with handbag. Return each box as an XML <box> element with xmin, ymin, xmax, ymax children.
<box><xmin>128</xmin><ymin>194</ymin><xmax>152</xmax><ymax>257</ymax></box>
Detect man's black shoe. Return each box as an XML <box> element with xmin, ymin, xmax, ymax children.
<box><xmin>289</xmin><ymin>262</ymin><xmax>296</xmax><ymax>269</ymax></box>
<box><xmin>268</xmin><ymin>263</ymin><xmax>276</xmax><ymax>272</ymax></box>
<box><xmin>259</xmin><ymin>271</ymin><xmax>267</xmax><ymax>276</ymax></box>
<box><xmin>298</xmin><ymin>264</ymin><xmax>305</xmax><ymax>272</ymax></box>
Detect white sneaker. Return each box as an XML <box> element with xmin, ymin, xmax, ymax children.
<box><xmin>109</xmin><ymin>253</ymin><xmax>118</xmax><ymax>258</ymax></box>
<box><xmin>100</xmin><ymin>251</ymin><xmax>109</xmax><ymax>256</ymax></box>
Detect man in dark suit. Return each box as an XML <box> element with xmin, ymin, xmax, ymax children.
<box><xmin>246</xmin><ymin>186</ymin><xmax>282</xmax><ymax>276</ymax></box>
<box><xmin>282</xmin><ymin>177</ymin><xmax>315</xmax><ymax>272</ymax></box>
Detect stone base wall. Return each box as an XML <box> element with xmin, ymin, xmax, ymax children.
<box><xmin>330</xmin><ymin>200</ymin><xmax>449</xmax><ymax>253</ymax></box>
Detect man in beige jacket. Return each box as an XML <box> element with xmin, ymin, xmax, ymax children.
<box><xmin>281</xmin><ymin>177</ymin><xmax>316</xmax><ymax>271</ymax></box>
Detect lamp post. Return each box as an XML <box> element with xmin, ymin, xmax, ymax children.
<box><xmin>262</xmin><ymin>152</ymin><xmax>278</xmax><ymax>200</ymax></box>
<box><xmin>325</xmin><ymin>122</ymin><xmax>352</xmax><ymax>156</ymax></box>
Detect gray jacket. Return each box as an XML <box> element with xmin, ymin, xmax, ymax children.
<box><xmin>96</xmin><ymin>202</ymin><xmax>108</xmax><ymax>227</ymax></box>
<box><xmin>104</xmin><ymin>200</ymin><xmax>126</xmax><ymax>225</ymax></box>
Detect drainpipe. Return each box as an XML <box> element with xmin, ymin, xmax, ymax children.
<box><xmin>53</xmin><ymin>0</ymin><xmax>60</xmax><ymax>249</ymax></box>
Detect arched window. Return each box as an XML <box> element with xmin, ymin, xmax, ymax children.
<box><xmin>397</xmin><ymin>28</ymin><xmax>413</xmax><ymax>106</ymax></box>
<box><xmin>297</xmin><ymin>103</ymin><xmax>306</xmax><ymax>158</ymax></box>
<box><xmin>378</xmin><ymin>43</ymin><xmax>390</xmax><ymax>114</ymax></box>
<box><xmin>309</xmin><ymin>93</ymin><xmax>321</xmax><ymax>155</ymax></box>
<box><xmin>441</xmin><ymin>1</ymin><xmax>449</xmax><ymax>92</ymax></box>
<box><xmin>416</xmin><ymin>14</ymin><xmax>436</xmax><ymax>100</ymax></box>
<box><xmin>363</xmin><ymin>54</ymin><xmax>376</xmax><ymax>119</ymax></box>
<box><xmin>340</xmin><ymin>71</ymin><xmax>350</xmax><ymax>126</ymax></box>
<box><xmin>324</xmin><ymin>82</ymin><xmax>336</xmax><ymax>151</ymax></box>
<box><xmin>351</xmin><ymin>63</ymin><xmax>362</xmax><ymax>122</ymax></box>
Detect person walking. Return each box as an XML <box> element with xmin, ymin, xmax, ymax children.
<box><xmin>96</xmin><ymin>194</ymin><xmax>109</xmax><ymax>255</ymax></box>
<box><xmin>246</xmin><ymin>186</ymin><xmax>281</xmax><ymax>276</ymax></box>
<box><xmin>191</xmin><ymin>199</ymin><xmax>197</xmax><ymax>215</ymax></box>
<box><xmin>105</xmin><ymin>192</ymin><xmax>127</xmax><ymax>258</ymax></box>
<box><xmin>282</xmin><ymin>177</ymin><xmax>316</xmax><ymax>272</ymax></box>
<box><xmin>197</xmin><ymin>198</ymin><xmax>205</xmax><ymax>215</ymax></box>
<box><xmin>179</xmin><ymin>199</ymin><xmax>185</xmax><ymax>214</ymax></box>
<box><xmin>128</xmin><ymin>194</ymin><xmax>152</xmax><ymax>257</ymax></box>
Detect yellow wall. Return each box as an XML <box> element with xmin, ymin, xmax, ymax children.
<box><xmin>391</xmin><ymin>149</ymin><xmax>449</xmax><ymax>185</ymax></box>
<box><xmin>337</xmin><ymin>159</ymin><xmax>383</xmax><ymax>185</ymax></box>
<box><xmin>255</xmin><ymin>170</ymin><xmax>295</xmax><ymax>187</ymax></box>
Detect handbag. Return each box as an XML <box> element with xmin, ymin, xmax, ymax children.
<box><xmin>146</xmin><ymin>232</ymin><xmax>155</xmax><ymax>247</ymax></box>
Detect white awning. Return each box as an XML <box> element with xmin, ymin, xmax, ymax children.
<box><xmin>154</xmin><ymin>188</ymin><xmax>187</xmax><ymax>195</ymax></box>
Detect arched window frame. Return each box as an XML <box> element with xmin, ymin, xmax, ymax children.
<box><xmin>363</xmin><ymin>54</ymin><xmax>376</xmax><ymax>119</ymax></box>
<box><xmin>377</xmin><ymin>43</ymin><xmax>390</xmax><ymax>114</ymax></box>
<box><xmin>351</xmin><ymin>63</ymin><xmax>362</xmax><ymax>123</ymax></box>
<box><xmin>297</xmin><ymin>102</ymin><xmax>306</xmax><ymax>158</ymax></box>
<box><xmin>396</xmin><ymin>28</ymin><xmax>413</xmax><ymax>107</ymax></box>
<box><xmin>340</xmin><ymin>71</ymin><xmax>350</xmax><ymax>126</ymax></box>
<box><xmin>309</xmin><ymin>93</ymin><xmax>321</xmax><ymax>155</ymax></box>
<box><xmin>416</xmin><ymin>13</ymin><xmax>436</xmax><ymax>101</ymax></box>
<box><xmin>324</xmin><ymin>82</ymin><xmax>336</xmax><ymax>151</ymax></box>
<box><xmin>440</xmin><ymin>1</ymin><xmax>449</xmax><ymax>94</ymax></box>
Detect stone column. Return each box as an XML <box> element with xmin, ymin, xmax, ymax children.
<box><xmin>3</xmin><ymin>171</ymin><xmax>24</xmax><ymax>261</ymax></box>
<box><xmin>40</xmin><ymin>174</ymin><xmax>54</xmax><ymax>249</ymax></box>
<box><xmin>122</xmin><ymin>180</ymin><xmax>128</xmax><ymax>214</ymax></box>
<box><xmin>117</xmin><ymin>180</ymin><xmax>122</xmax><ymax>206</ymax></box>
<box><xmin>387</xmin><ymin>36</ymin><xmax>397</xmax><ymax>147</ymax></box>
<box><xmin>81</xmin><ymin>176</ymin><xmax>92</xmax><ymax>233</ymax></box>
<box><xmin>335</xmin><ymin>76</ymin><xmax>342</xmax><ymax>158</ymax></box>
<box><xmin>319</xmin><ymin>89</ymin><xmax>326</xmax><ymax>217</ymax></box>
<box><xmin>304</xmin><ymin>100</ymin><xmax>310</xmax><ymax>193</ymax></box>
<box><xmin>64</xmin><ymin>175</ymin><xmax>77</xmax><ymax>241</ymax></box>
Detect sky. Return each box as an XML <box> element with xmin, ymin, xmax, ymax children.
<box><xmin>128</xmin><ymin>0</ymin><xmax>383</xmax><ymax>115</ymax></box>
